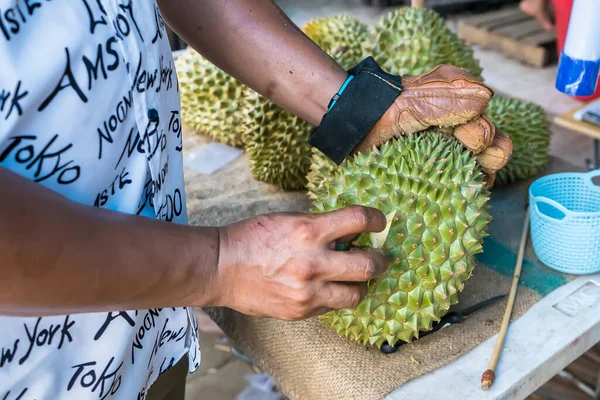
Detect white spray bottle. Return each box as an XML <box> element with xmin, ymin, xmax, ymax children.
<box><xmin>555</xmin><ymin>0</ymin><xmax>600</xmax><ymax>96</ymax></box>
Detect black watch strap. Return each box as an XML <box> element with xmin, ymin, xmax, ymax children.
<box><xmin>308</xmin><ymin>56</ymin><xmax>404</xmax><ymax>165</ymax></box>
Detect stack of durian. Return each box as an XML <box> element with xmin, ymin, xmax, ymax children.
<box><xmin>174</xmin><ymin>6</ymin><xmax>552</xmax><ymax>348</ymax></box>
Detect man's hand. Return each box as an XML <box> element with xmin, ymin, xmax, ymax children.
<box><xmin>159</xmin><ymin>1</ymin><xmax>512</xmax><ymax>186</ymax></box>
<box><xmin>355</xmin><ymin>65</ymin><xmax>513</xmax><ymax>187</ymax></box>
<box><xmin>214</xmin><ymin>206</ymin><xmax>389</xmax><ymax>320</ymax></box>
<box><xmin>520</xmin><ymin>0</ymin><xmax>554</xmax><ymax>31</ymax></box>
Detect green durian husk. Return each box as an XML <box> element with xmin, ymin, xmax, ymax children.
<box><xmin>302</xmin><ymin>14</ymin><xmax>372</xmax><ymax>70</ymax></box>
<box><xmin>242</xmin><ymin>92</ymin><xmax>313</xmax><ymax>190</ymax></box>
<box><xmin>306</xmin><ymin>148</ymin><xmax>339</xmax><ymax>201</ymax></box>
<box><xmin>311</xmin><ymin>131</ymin><xmax>492</xmax><ymax>348</ymax></box>
<box><xmin>175</xmin><ymin>47</ymin><xmax>251</xmax><ymax>148</ymax></box>
<box><xmin>362</xmin><ymin>7</ymin><xmax>483</xmax><ymax>80</ymax></box>
<box><xmin>485</xmin><ymin>95</ymin><xmax>552</xmax><ymax>185</ymax></box>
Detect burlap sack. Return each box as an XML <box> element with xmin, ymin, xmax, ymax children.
<box><xmin>184</xmin><ymin>143</ymin><xmax>579</xmax><ymax>400</ymax></box>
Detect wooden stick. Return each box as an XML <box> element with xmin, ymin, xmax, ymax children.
<box><xmin>481</xmin><ymin>208</ymin><xmax>530</xmax><ymax>391</ymax></box>
<box><xmin>411</xmin><ymin>0</ymin><xmax>425</xmax><ymax>8</ymax></box>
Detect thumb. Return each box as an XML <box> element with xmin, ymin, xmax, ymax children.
<box><xmin>314</xmin><ymin>206</ymin><xmax>387</xmax><ymax>243</ymax></box>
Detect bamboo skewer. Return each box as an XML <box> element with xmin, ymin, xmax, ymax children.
<box><xmin>481</xmin><ymin>208</ymin><xmax>530</xmax><ymax>391</ymax></box>
<box><xmin>411</xmin><ymin>0</ymin><xmax>425</xmax><ymax>8</ymax></box>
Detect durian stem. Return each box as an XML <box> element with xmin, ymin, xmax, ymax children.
<box><xmin>481</xmin><ymin>208</ymin><xmax>530</xmax><ymax>391</ymax></box>
<box><xmin>411</xmin><ymin>0</ymin><xmax>426</xmax><ymax>8</ymax></box>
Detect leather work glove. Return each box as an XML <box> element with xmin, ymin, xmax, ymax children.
<box><xmin>355</xmin><ymin>64</ymin><xmax>513</xmax><ymax>188</ymax></box>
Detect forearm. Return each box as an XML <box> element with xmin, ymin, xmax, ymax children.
<box><xmin>158</xmin><ymin>0</ymin><xmax>348</xmax><ymax>125</ymax></box>
<box><xmin>0</xmin><ymin>167</ymin><xmax>220</xmax><ymax>317</ymax></box>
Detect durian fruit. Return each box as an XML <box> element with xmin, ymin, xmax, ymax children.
<box><xmin>306</xmin><ymin>148</ymin><xmax>338</xmax><ymax>200</ymax></box>
<box><xmin>242</xmin><ymin>92</ymin><xmax>313</xmax><ymax>190</ymax></box>
<box><xmin>362</xmin><ymin>7</ymin><xmax>483</xmax><ymax>80</ymax></box>
<box><xmin>311</xmin><ymin>131</ymin><xmax>491</xmax><ymax>347</ymax></box>
<box><xmin>485</xmin><ymin>95</ymin><xmax>552</xmax><ymax>185</ymax></box>
<box><xmin>302</xmin><ymin>14</ymin><xmax>371</xmax><ymax>70</ymax></box>
<box><xmin>175</xmin><ymin>47</ymin><xmax>250</xmax><ymax>148</ymax></box>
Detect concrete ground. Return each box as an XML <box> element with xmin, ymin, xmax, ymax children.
<box><xmin>183</xmin><ymin>1</ymin><xmax>596</xmax><ymax>399</ymax></box>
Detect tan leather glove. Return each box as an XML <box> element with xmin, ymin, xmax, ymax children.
<box><xmin>355</xmin><ymin>64</ymin><xmax>513</xmax><ymax>187</ymax></box>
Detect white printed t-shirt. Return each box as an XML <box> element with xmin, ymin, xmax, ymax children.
<box><xmin>0</xmin><ymin>1</ymin><xmax>201</xmax><ymax>399</ymax></box>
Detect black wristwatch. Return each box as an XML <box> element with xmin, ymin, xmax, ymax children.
<box><xmin>308</xmin><ymin>56</ymin><xmax>404</xmax><ymax>165</ymax></box>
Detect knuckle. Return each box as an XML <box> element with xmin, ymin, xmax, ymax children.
<box><xmin>287</xmin><ymin>305</ymin><xmax>308</xmax><ymax>320</ymax></box>
<box><xmin>294</xmin><ymin>288</ymin><xmax>314</xmax><ymax>305</ymax></box>
<box><xmin>296</xmin><ymin>262</ymin><xmax>315</xmax><ymax>281</ymax></box>
<box><xmin>362</xmin><ymin>256</ymin><xmax>378</xmax><ymax>280</ymax></box>
<box><xmin>349</xmin><ymin>288</ymin><xmax>365</xmax><ymax>308</ymax></box>
<box><xmin>350</xmin><ymin>206</ymin><xmax>370</xmax><ymax>228</ymax></box>
<box><xmin>295</xmin><ymin>220</ymin><xmax>316</xmax><ymax>241</ymax></box>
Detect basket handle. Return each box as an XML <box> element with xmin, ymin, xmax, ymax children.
<box><xmin>531</xmin><ymin>196</ymin><xmax>572</xmax><ymax>221</ymax></box>
<box><xmin>584</xmin><ymin>169</ymin><xmax>600</xmax><ymax>191</ymax></box>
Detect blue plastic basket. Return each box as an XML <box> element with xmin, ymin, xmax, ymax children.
<box><xmin>529</xmin><ymin>169</ymin><xmax>600</xmax><ymax>275</ymax></box>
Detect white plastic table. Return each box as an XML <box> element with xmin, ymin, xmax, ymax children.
<box><xmin>387</xmin><ymin>257</ymin><xmax>600</xmax><ymax>400</ymax></box>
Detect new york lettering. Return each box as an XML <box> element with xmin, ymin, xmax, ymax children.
<box><xmin>156</xmin><ymin>188</ymin><xmax>183</xmax><ymax>222</ymax></box>
<box><xmin>0</xmin><ymin>134</ymin><xmax>81</xmax><ymax>185</ymax></box>
<box><xmin>68</xmin><ymin>357</ymin><xmax>123</xmax><ymax>399</ymax></box>
<box><xmin>19</xmin><ymin>315</ymin><xmax>74</xmax><ymax>365</ymax></box>
<box><xmin>93</xmin><ymin>167</ymin><xmax>132</xmax><ymax>207</ymax></box>
<box><xmin>131</xmin><ymin>53</ymin><xmax>175</xmax><ymax>94</ymax></box>
<box><xmin>0</xmin><ymin>339</ymin><xmax>18</xmax><ymax>368</ymax></box>
<box><xmin>2</xmin><ymin>388</ymin><xmax>28</xmax><ymax>400</ymax></box>
<box><xmin>131</xmin><ymin>309</ymin><xmax>179</xmax><ymax>364</ymax></box>
<box><xmin>145</xmin><ymin>318</ymin><xmax>186</xmax><ymax>369</ymax></box>
<box><xmin>0</xmin><ymin>0</ymin><xmax>48</xmax><ymax>42</ymax></box>
<box><xmin>0</xmin><ymin>80</ymin><xmax>29</xmax><ymax>121</ymax></box>
<box><xmin>97</xmin><ymin>90</ymin><xmax>133</xmax><ymax>159</ymax></box>
<box><xmin>168</xmin><ymin>110</ymin><xmax>182</xmax><ymax>152</ymax></box>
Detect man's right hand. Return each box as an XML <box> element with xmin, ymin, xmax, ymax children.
<box><xmin>214</xmin><ymin>206</ymin><xmax>390</xmax><ymax>320</ymax></box>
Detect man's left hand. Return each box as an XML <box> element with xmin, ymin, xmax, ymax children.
<box><xmin>355</xmin><ymin>64</ymin><xmax>513</xmax><ymax>187</ymax></box>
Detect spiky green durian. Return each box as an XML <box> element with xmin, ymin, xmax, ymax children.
<box><xmin>485</xmin><ymin>95</ymin><xmax>551</xmax><ymax>185</ymax></box>
<box><xmin>175</xmin><ymin>47</ymin><xmax>251</xmax><ymax>148</ymax></box>
<box><xmin>311</xmin><ymin>131</ymin><xmax>491</xmax><ymax>348</ymax></box>
<box><xmin>306</xmin><ymin>148</ymin><xmax>339</xmax><ymax>201</ymax></box>
<box><xmin>302</xmin><ymin>14</ymin><xmax>371</xmax><ymax>70</ymax></box>
<box><xmin>242</xmin><ymin>92</ymin><xmax>313</xmax><ymax>190</ymax></box>
<box><xmin>362</xmin><ymin>7</ymin><xmax>483</xmax><ymax>80</ymax></box>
